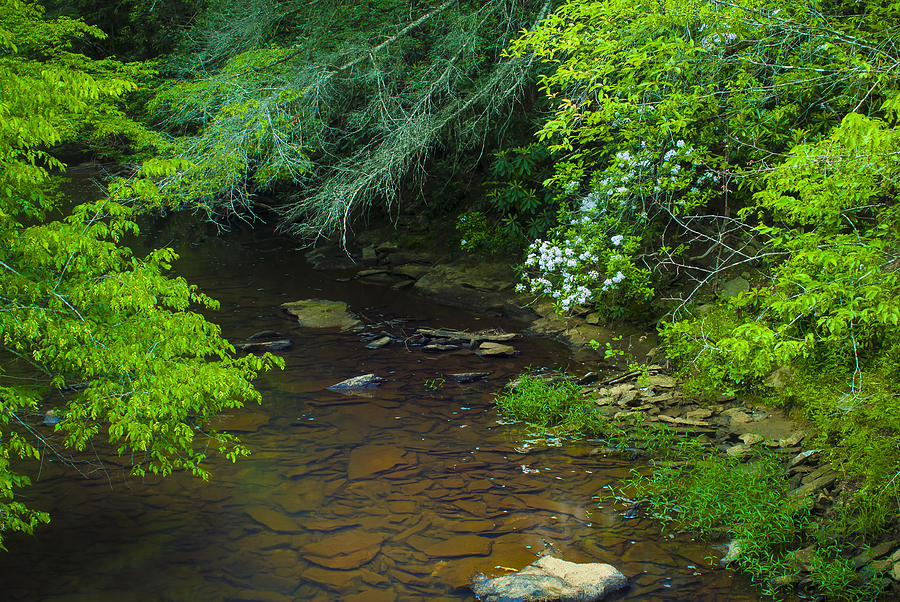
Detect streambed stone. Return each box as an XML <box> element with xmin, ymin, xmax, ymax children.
<box><xmin>471</xmin><ymin>555</ymin><xmax>627</xmax><ymax>602</ymax></box>
<box><xmin>408</xmin><ymin>534</ymin><xmax>493</xmax><ymax>557</ymax></box>
<box><xmin>365</xmin><ymin>336</ymin><xmax>392</xmax><ymax>349</ymax></box>
<box><xmin>245</xmin><ymin>506</ymin><xmax>299</xmax><ymax>532</ymax></box>
<box><xmin>301</xmin><ymin>530</ymin><xmax>385</xmax><ymax>570</ymax></box>
<box><xmin>348</xmin><ymin>444</ymin><xmax>414</xmax><ymax>479</ymax></box>
<box><xmin>475</xmin><ymin>342</ymin><xmax>517</xmax><ymax>357</ymax></box>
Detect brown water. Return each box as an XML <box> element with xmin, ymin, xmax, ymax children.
<box><xmin>0</xmin><ymin>212</ymin><xmax>760</xmax><ymax>600</ymax></box>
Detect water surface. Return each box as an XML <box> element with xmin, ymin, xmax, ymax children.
<box><xmin>1</xmin><ymin>204</ymin><xmax>759</xmax><ymax>601</ymax></box>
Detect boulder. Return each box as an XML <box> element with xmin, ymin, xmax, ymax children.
<box><xmin>413</xmin><ymin>263</ymin><xmax>536</xmax><ymax>319</ymax></box>
<box><xmin>281</xmin><ymin>299</ymin><xmax>362</xmax><ymax>330</ymax></box>
<box><xmin>721</xmin><ymin>276</ymin><xmax>750</xmax><ymax>298</ymax></box>
<box><xmin>471</xmin><ymin>556</ymin><xmax>627</xmax><ymax>602</ymax></box>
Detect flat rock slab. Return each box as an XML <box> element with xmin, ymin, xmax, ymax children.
<box><xmin>472</xmin><ymin>556</ymin><xmax>627</xmax><ymax>602</ymax></box>
<box><xmin>392</xmin><ymin>264</ymin><xmax>433</xmax><ymax>279</ymax></box>
<box><xmin>281</xmin><ymin>299</ymin><xmax>362</xmax><ymax>330</ymax></box>
<box><xmin>476</xmin><ymin>342</ymin><xmax>517</xmax><ymax>357</ymax></box>
<box><xmin>417</xmin><ymin>328</ymin><xmax>518</xmax><ymax>344</ymax></box>
<box><xmin>301</xmin><ymin>530</ymin><xmax>385</xmax><ymax>570</ymax></box>
<box><xmin>245</xmin><ymin>506</ymin><xmax>299</xmax><ymax>532</ymax></box>
<box><xmin>365</xmin><ymin>336</ymin><xmax>392</xmax><ymax>349</ymax></box>
<box><xmin>348</xmin><ymin>444</ymin><xmax>415</xmax><ymax>480</ymax></box>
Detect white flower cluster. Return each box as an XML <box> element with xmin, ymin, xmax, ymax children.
<box><xmin>522</xmin><ymin>239</ymin><xmax>597</xmax><ymax>310</ymax></box>
<box><xmin>601</xmin><ymin>271</ymin><xmax>625</xmax><ymax>291</ymax></box>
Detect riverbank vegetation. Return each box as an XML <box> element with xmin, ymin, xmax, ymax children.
<box><xmin>493</xmin><ymin>0</ymin><xmax>900</xmax><ymax>597</ymax></box>
<box><xmin>3</xmin><ymin>0</ymin><xmax>900</xmax><ymax>596</ymax></box>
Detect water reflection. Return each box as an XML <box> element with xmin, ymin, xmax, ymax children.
<box><xmin>0</xmin><ymin>219</ymin><xmax>758</xmax><ymax>601</ymax></box>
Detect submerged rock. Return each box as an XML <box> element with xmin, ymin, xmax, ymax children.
<box><xmin>327</xmin><ymin>373</ymin><xmax>383</xmax><ymax>390</ymax></box>
<box><xmin>348</xmin><ymin>444</ymin><xmax>414</xmax><ymax>479</ymax></box>
<box><xmin>471</xmin><ymin>556</ymin><xmax>627</xmax><ymax>601</ymax></box>
<box><xmin>301</xmin><ymin>530</ymin><xmax>385</xmax><ymax>570</ymax></box>
<box><xmin>447</xmin><ymin>372</ymin><xmax>491</xmax><ymax>383</ymax></box>
<box><xmin>281</xmin><ymin>299</ymin><xmax>362</xmax><ymax>330</ymax></box>
<box><xmin>235</xmin><ymin>339</ymin><xmax>293</xmax><ymax>353</ymax></box>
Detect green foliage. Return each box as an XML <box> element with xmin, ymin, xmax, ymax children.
<box><xmin>661</xmin><ymin>106</ymin><xmax>900</xmax><ymax>536</ymax></box>
<box><xmin>140</xmin><ymin>0</ymin><xmax>552</xmax><ymax>237</ymax></box>
<box><xmin>630</xmin><ymin>444</ymin><xmax>802</xmax><ymax>551</ymax></box>
<box><xmin>485</xmin><ymin>144</ymin><xmax>559</xmax><ymax>239</ymax></box>
<box><xmin>506</xmin><ymin>6</ymin><xmax>900</xmax><ymax>587</ymax></box>
<box><xmin>456</xmin><ymin>210</ymin><xmax>522</xmax><ymax>255</ymax></box>
<box><xmin>504</xmin><ymin>0</ymin><xmax>900</xmax><ymax>319</ymax></box>
<box><xmin>142</xmin><ymin>47</ymin><xmax>312</xmax><ymax>220</ymax></box>
<box><xmin>0</xmin><ymin>0</ymin><xmax>280</xmax><ymax>547</ymax></box>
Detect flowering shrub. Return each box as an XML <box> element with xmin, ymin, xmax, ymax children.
<box><xmin>517</xmin><ymin>138</ymin><xmax>715</xmax><ymax>316</ymax></box>
<box><xmin>518</xmin><ymin>212</ymin><xmax>652</xmax><ymax>315</ymax></box>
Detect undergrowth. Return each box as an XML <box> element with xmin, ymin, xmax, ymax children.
<box><xmin>624</xmin><ymin>441</ymin><xmax>889</xmax><ymax>600</ymax></box>
<box><xmin>494</xmin><ymin>372</ymin><xmax>675</xmax><ymax>451</ymax></box>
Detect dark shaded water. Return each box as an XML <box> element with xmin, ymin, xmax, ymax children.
<box><xmin>0</xmin><ymin>203</ymin><xmax>759</xmax><ymax>600</ymax></box>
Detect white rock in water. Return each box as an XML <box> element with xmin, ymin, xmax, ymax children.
<box><xmin>472</xmin><ymin>555</ymin><xmax>628</xmax><ymax>601</ymax></box>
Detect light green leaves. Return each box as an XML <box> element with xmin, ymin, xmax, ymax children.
<box><xmin>0</xmin><ymin>0</ymin><xmax>281</xmax><ymax>547</ymax></box>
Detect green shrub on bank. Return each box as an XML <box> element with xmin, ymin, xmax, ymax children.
<box><xmin>625</xmin><ymin>442</ymin><xmax>889</xmax><ymax>599</ymax></box>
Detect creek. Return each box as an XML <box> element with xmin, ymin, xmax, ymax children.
<box><xmin>0</xmin><ymin>184</ymin><xmax>760</xmax><ymax>601</ymax></box>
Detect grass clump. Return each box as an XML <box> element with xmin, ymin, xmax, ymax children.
<box><xmin>495</xmin><ymin>373</ymin><xmax>604</xmax><ymax>433</ymax></box>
